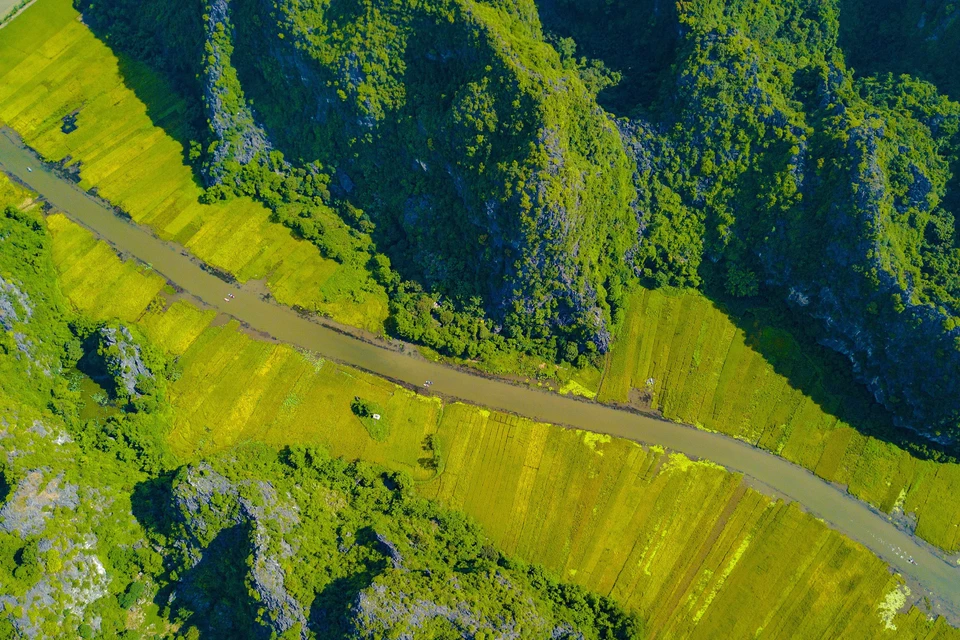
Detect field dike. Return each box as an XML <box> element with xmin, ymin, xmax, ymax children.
<box><xmin>43</xmin><ymin>209</ymin><xmax>960</xmax><ymax>638</ymax></box>
<box><xmin>601</xmin><ymin>288</ymin><xmax>960</xmax><ymax>554</ymax></box>
<box><xmin>0</xmin><ymin>0</ymin><xmax>387</xmax><ymax>331</ymax></box>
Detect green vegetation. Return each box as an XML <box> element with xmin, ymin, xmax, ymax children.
<box><xmin>542</xmin><ymin>0</ymin><xmax>960</xmax><ymax>440</ymax></box>
<box><xmin>61</xmin><ymin>0</ymin><xmax>960</xmax><ymax>440</ymax></box>
<box><xmin>0</xmin><ymin>173</ymin><xmax>641</xmax><ymax>638</ymax></box>
<box><xmin>601</xmin><ymin>288</ymin><xmax>960</xmax><ymax>552</ymax></box>
<box><xmin>351</xmin><ymin>397</ymin><xmax>389</xmax><ymax>442</ymax></box>
<box><xmin>160</xmin><ymin>444</ymin><xmax>642</xmax><ymax>639</ymax></box>
<box><xmin>840</xmin><ymin>0</ymin><xmax>960</xmax><ymax>102</ymax></box>
<box><xmin>0</xmin><ymin>0</ymin><xmax>388</xmax><ymax>331</ymax></box>
<box><xmin>423</xmin><ymin>405</ymin><xmax>959</xmax><ymax>638</ymax></box>
<box><xmin>0</xmin><ymin>178</ymin><xmax>174</xmax><ymax>636</ymax></box>
<box><xmin>75</xmin><ymin>0</ymin><xmax>638</xmax><ymax>369</ymax></box>
<box><xmin>4</xmin><ymin>0</ymin><xmax>960</xmax><ymax>632</ymax></box>
<box><xmin>36</xmin><ymin>187</ymin><xmax>960</xmax><ymax>637</ymax></box>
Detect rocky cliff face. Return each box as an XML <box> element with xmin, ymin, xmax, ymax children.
<box><xmin>0</xmin><ymin>276</ymin><xmax>47</xmax><ymax>373</ymax></box>
<box><xmin>200</xmin><ymin>0</ymin><xmax>637</xmax><ymax>351</ymax></box>
<box><xmin>0</xmin><ymin>419</ymin><xmax>118</xmax><ymax>639</ymax></box>
<box><xmin>611</xmin><ymin>1</ymin><xmax>960</xmax><ymax>441</ymax></box>
<box><xmin>763</xmin><ymin>69</ymin><xmax>960</xmax><ymax>441</ymax></box>
<box><xmin>200</xmin><ymin>0</ymin><xmax>273</xmax><ymax>186</ymax></box>
<box><xmin>350</xmin><ymin>570</ymin><xmax>588</xmax><ymax>639</ymax></box>
<box><xmin>95</xmin><ymin>324</ymin><xmax>153</xmax><ymax>399</ymax></box>
<box><xmin>169</xmin><ymin>462</ymin><xmax>308</xmax><ymax>639</ymax></box>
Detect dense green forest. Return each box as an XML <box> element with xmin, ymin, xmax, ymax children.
<box><xmin>73</xmin><ymin>0</ymin><xmax>960</xmax><ymax>440</ymax></box>
<box><xmin>0</xmin><ymin>199</ymin><xmax>641</xmax><ymax>636</ymax></box>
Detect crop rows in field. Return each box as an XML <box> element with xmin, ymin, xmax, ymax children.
<box><xmin>0</xmin><ymin>0</ymin><xmax>387</xmax><ymax>331</ymax></box>
<box><xmin>46</xmin><ymin>214</ymin><xmax>959</xmax><ymax>638</ymax></box>
<box><xmin>600</xmin><ymin>288</ymin><xmax>960</xmax><ymax>553</ymax></box>
<box><xmin>421</xmin><ymin>403</ymin><xmax>957</xmax><ymax>639</ymax></box>
<box><xmin>45</xmin><ymin>213</ymin><xmax>166</xmax><ymax>322</ymax></box>
<box><xmin>47</xmin><ymin>212</ymin><xmax>440</xmax><ymax>474</ymax></box>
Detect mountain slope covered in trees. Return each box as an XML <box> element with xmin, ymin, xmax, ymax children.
<box><xmin>74</xmin><ymin>0</ymin><xmax>960</xmax><ymax>441</ymax></box>
<box><xmin>0</xmin><ymin>185</ymin><xmax>640</xmax><ymax>638</ymax></box>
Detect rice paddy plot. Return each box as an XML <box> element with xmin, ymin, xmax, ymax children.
<box><xmin>45</xmin><ymin>214</ymin><xmax>960</xmax><ymax>636</ymax></box>
<box><xmin>0</xmin><ymin>167</ymin><xmax>30</xmax><ymax>206</ymax></box>
<box><xmin>46</xmin><ymin>212</ymin><xmax>441</xmax><ymax>477</ymax></box>
<box><xmin>166</xmin><ymin>318</ymin><xmax>442</xmax><ymax>474</ymax></box>
<box><xmin>600</xmin><ymin>287</ymin><xmax>960</xmax><ymax>553</ymax></box>
<box><xmin>421</xmin><ymin>403</ymin><xmax>960</xmax><ymax>639</ymax></box>
<box><xmin>0</xmin><ymin>0</ymin><xmax>388</xmax><ymax>332</ymax></box>
<box><xmin>45</xmin><ymin>212</ymin><xmax>165</xmax><ymax>322</ymax></box>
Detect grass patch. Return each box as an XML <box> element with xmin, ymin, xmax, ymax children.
<box><xmin>351</xmin><ymin>397</ymin><xmax>390</xmax><ymax>441</ymax></box>
<box><xmin>559</xmin><ymin>379</ymin><xmax>598</xmax><ymax>399</ymax></box>
<box><xmin>601</xmin><ymin>288</ymin><xmax>960</xmax><ymax>552</ymax></box>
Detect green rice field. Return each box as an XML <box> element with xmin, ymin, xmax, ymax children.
<box><xmin>45</xmin><ymin>211</ymin><xmax>960</xmax><ymax>638</ymax></box>
<box><xmin>600</xmin><ymin>288</ymin><xmax>960</xmax><ymax>553</ymax></box>
<box><xmin>0</xmin><ymin>0</ymin><xmax>388</xmax><ymax>331</ymax></box>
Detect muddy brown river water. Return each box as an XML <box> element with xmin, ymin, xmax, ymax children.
<box><xmin>1</xmin><ymin>128</ymin><xmax>958</xmax><ymax>615</ymax></box>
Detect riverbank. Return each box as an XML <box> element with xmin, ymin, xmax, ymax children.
<box><xmin>3</xmin><ymin>126</ymin><xmax>960</xmax><ymax>621</ymax></box>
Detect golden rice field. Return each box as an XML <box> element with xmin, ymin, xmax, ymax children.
<box><xmin>600</xmin><ymin>288</ymin><xmax>960</xmax><ymax>554</ymax></box>
<box><xmin>166</xmin><ymin>319</ymin><xmax>442</xmax><ymax>474</ymax></box>
<box><xmin>48</xmin><ymin>213</ymin><xmax>441</xmax><ymax>475</ymax></box>
<box><xmin>45</xmin><ymin>213</ymin><xmax>960</xmax><ymax>638</ymax></box>
<box><xmin>423</xmin><ymin>404</ymin><xmax>957</xmax><ymax>639</ymax></box>
<box><xmin>0</xmin><ymin>0</ymin><xmax>388</xmax><ymax>331</ymax></box>
<box><xmin>45</xmin><ymin>213</ymin><xmax>166</xmax><ymax>322</ymax></box>
<box><xmin>0</xmin><ymin>167</ymin><xmax>29</xmax><ymax>206</ymax></box>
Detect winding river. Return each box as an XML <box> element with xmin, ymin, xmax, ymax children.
<box><xmin>1</xmin><ymin>129</ymin><xmax>958</xmax><ymax>615</ymax></box>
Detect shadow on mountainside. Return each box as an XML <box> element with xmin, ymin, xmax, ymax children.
<box><xmin>0</xmin><ymin>467</ymin><xmax>10</xmax><ymax>506</ymax></box>
<box><xmin>697</xmin><ymin>275</ymin><xmax>960</xmax><ymax>464</ymax></box>
<box><xmin>535</xmin><ymin>0</ymin><xmax>681</xmax><ymax>119</ymax></box>
<box><xmin>74</xmin><ymin>5</ymin><xmax>208</xmax><ymax>188</ymax></box>
<box><xmin>112</xmin><ymin>54</ymin><xmax>208</xmax><ymax>186</ymax></box>
<box><xmin>838</xmin><ymin>0</ymin><xmax>960</xmax><ymax>102</ymax></box>
<box><xmin>131</xmin><ymin>476</ymin><xmax>266</xmax><ymax>639</ymax></box>
<box><xmin>171</xmin><ymin>523</ymin><xmax>263</xmax><ymax>639</ymax></box>
<box><xmin>78</xmin><ymin>0</ymin><xmax>959</xmax><ymax>464</ymax></box>
<box><xmin>307</xmin><ymin>525</ymin><xmax>389</xmax><ymax>637</ymax></box>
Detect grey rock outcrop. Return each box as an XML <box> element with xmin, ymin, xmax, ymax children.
<box><xmin>0</xmin><ymin>470</ymin><xmax>80</xmax><ymax>538</ymax></box>
<box><xmin>0</xmin><ymin>276</ymin><xmax>32</xmax><ymax>330</ymax></box>
<box><xmin>171</xmin><ymin>463</ymin><xmax>308</xmax><ymax>639</ymax></box>
<box><xmin>200</xmin><ymin>0</ymin><xmax>272</xmax><ymax>185</ymax></box>
<box><xmin>0</xmin><ymin>548</ymin><xmax>108</xmax><ymax>640</ymax></box>
<box><xmin>97</xmin><ymin>324</ymin><xmax>152</xmax><ymax>398</ymax></box>
<box><xmin>0</xmin><ymin>276</ymin><xmax>44</xmax><ymax>368</ymax></box>
<box><xmin>350</xmin><ymin>573</ymin><xmax>588</xmax><ymax>640</ymax></box>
